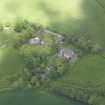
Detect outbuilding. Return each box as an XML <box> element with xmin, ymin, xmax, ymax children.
<box><xmin>28</xmin><ymin>37</ymin><xmax>41</xmax><ymax>45</ymax></box>
<box><xmin>59</xmin><ymin>48</ymin><xmax>77</xmax><ymax>60</ymax></box>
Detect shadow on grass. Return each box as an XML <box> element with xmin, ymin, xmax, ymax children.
<box><xmin>37</xmin><ymin>0</ymin><xmax>105</xmax><ymax>46</ymax></box>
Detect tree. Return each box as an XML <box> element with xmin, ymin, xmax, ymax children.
<box><xmin>23</xmin><ymin>68</ymin><xmax>32</xmax><ymax>81</ymax></box>
<box><xmin>30</xmin><ymin>76</ymin><xmax>40</xmax><ymax>87</ymax></box>
<box><xmin>14</xmin><ymin>20</ymin><xmax>29</xmax><ymax>32</ymax></box>
<box><xmin>88</xmin><ymin>94</ymin><xmax>103</xmax><ymax>105</ymax></box>
<box><xmin>14</xmin><ymin>30</ymin><xmax>32</xmax><ymax>48</ymax></box>
<box><xmin>55</xmin><ymin>58</ymin><xmax>66</xmax><ymax>75</ymax></box>
<box><xmin>26</xmin><ymin>25</ymin><xmax>35</xmax><ymax>36</ymax></box>
<box><xmin>91</xmin><ymin>44</ymin><xmax>102</xmax><ymax>53</ymax></box>
<box><xmin>14</xmin><ymin>20</ymin><xmax>42</xmax><ymax>33</ymax></box>
<box><xmin>14</xmin><ymin>21</ymin><xmax>23</xmax><ymax>32</ymax></box>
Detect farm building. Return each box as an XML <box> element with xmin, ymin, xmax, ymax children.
<box><xmin>28</xmin><ymin>37</ymin><xmax>45</xmax><ymax>45</ymax></box>
<box><xmin>28</xmin><ymin>37</ymin><xmax>41</xmax><ymax>45</ymax></box>
<box><xmin>59</xmin><ymin>48</ymin><xmax>77</xmax><ymax>61</ymax></box>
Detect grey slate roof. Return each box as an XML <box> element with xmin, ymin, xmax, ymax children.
<box><xmin>28</xmin><ymin>37</ymin><xmax>41</xmax><ymax>45</ymax></box>
<box><xmin>59</xmin><ymin>48</ymin><xmax>75</xmax><ymax>59</ymax></box>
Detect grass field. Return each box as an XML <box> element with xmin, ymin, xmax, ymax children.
<box><xmin>0</xmin><ymin>48</ymin><xmax>25</xmax><ymax>88</ymax></box>
<box><xmin>0</xmin><ymin>31</ymin><xmax>16</xmax><ymax>47</ymax></box>
<box><xmin>62</xmin><ymin>54</ymin><xmax>105</xmax><ymax>85</ymax></box>
<box><xmin>0</xmin><ymin>89</ymin><xmax>83</xmax><ymax>105</ymax></box>
<box><xmin>53</xmin><ymin>54</ymin><xmax>105</xmax><ymax>104</ymax></box>
<box><xmin>0</xmin><ymin>48</ymin><xmax>24</xmax><ymax>80</ymax></box>
<box><xmin>0</xmin><ymin>0</ymin><xmax>105</xmax><ymax>46</ymax></box>
<box><xmin>0</xmin><ymin>0</ymin><xmax>84</xmax><ymax>25</ymax></box>
<box><xmin>0</xmin><ymin>30</ymin><xmax>25</xmax><ymax>88</ymax></box>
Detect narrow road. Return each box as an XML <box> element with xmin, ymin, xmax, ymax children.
<box><xmin>43</xmin><ymin>29</ymin><xmax>64</xmax><ymax>38</ymax></box>
<box><xmin>43</xmin><ymin>29</ymin><xmax>65</xmax><ymax>49</ymax></box>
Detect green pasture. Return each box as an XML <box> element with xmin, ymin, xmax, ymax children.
<box><xmin>0</xmin><ymin>48</ymin><xmax>24</xmax><ymax>80</ymax></box>
<box><xmin>0</xmin><ymin>0</ymin><xmax>105</xmax><ymax>46</ymax></box>
<box><xmin>0</xmin><ymin>89</ymin><xmax>83</xmax><ymax>105</ymax></box>
<box><xmin>62</xmin><ymin>54</ymin><xmax>105</xmax><ymax>86</ymax></box>
<box><xmin>0</xmin><ymin>0</ymin><xmax>84</xmax><ymax>25</ymax></box>
<box><xmin>0</xmin><ymin>31</ymin><xmax>16</xmax><ymax>47</ymax></box>
<box><xmin>0</xmin><ymin>30</ymin><xmax>24</xmax><ymax>87</ymax></box>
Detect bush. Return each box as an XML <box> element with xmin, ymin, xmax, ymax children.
<box><xmin>91</xmin><ymin>44</ymin><xmax>103</xmax><ymax>53</ymax></box>
<box><xmin>30</xmin><ymin>76</ymin><xmax>40</xmax><ymax>87</ymax></box>
<box><xmin>14</xmin><ymin>31</ymin><xmax>33</xmax><ymax>48</ymax></box>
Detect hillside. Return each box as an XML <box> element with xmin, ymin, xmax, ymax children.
<box><xmin>0</xmin><ymin>0</ymin><xmax>105</xmax><ymax>46</ymax></box>
<box><xmin>0</xmin><ymin>0</ymin><xmax>105</xmax><ymax>105</ymax></box>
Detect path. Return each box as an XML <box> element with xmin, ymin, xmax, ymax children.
<box><xmin>43</xmin><ymin>29</ymin><xmax>64</xmax><ymax>38</ymax></box>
